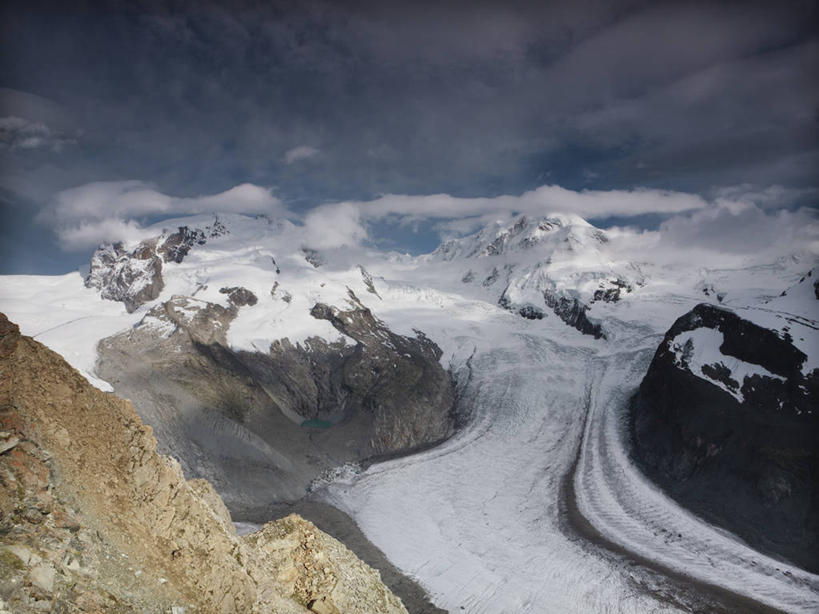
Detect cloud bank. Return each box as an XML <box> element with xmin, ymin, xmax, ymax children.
<box><xmin>44</xmin><ymin>181</ymin><xmax>288</xmax><ymax>250</ymax></box>
<box><xmin>605</xmin><ymin>204</ymin><xmax>818</xmax><ymax>269</ymax></box>
<box><xmin>0</xmin><ymin>116</ymin><xmax>76</xmax><ymax>152</ymax></box>
<box><xmin>42</xmin><ymin>180</ymin><xmax>818</xmax><ymax>270</ymax></box>
<box><xmin>3</xmin><ymin>0</ymin><xmax>816</xmax><ymax>217</ymax></box>
<box><xmin>299</xmin><ymin>184</ymin><xmax>818</xmax><ymax>264</ymax></box>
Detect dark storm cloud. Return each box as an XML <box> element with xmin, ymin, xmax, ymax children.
<box><xmin>0</xmin><ymin>0</ymin><xmax>817</xmax><ymax>271</ymax></box>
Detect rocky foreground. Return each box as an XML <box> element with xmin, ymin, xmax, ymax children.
<box><xmin>0</xmin><ymin>313</ymin><xmax>407</xmax><ymax>614</ymax></box>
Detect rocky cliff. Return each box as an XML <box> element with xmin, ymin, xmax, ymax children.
<box><xmin>84</xmin><ymin>239</ymin><xmax>165</xmax><ymax>313</ymax></box>
<box><xmin>0</xmin><ymin>313</ymin><xmax>408</xmax><ymax>614</ymax></box>
<box><xmin>95</xmin><ymin>290</ymin><xmax>455</xmax><ymax>512</ymax></box>
<box><xmin>629</xmin><ymin>302</ymin><xmax>818</xmax><ymax>573</ymax></box>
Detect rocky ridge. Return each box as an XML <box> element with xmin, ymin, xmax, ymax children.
<box><xmin>160</xmin><ymin>219</ymin><xmax>227</xmax><ymax>264</ymax></box>
<box><xmin>95</xmin><ymin>288</ymin><xmax>455</xmax><ymax>510</ymax></box>
<box><xmin>0</xmin><ymin>313</ymin><xmax>407</xmax><ymax>614</ymax></box>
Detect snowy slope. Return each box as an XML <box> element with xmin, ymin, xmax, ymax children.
<box><xmin>740</xmin><ymin>267</ymin><xmax>819</xmax><ymax>374</ymax></box>
<box><xmin>0</xmin><ymin>273</ymin><xmax>143</xmax><ymax>390</ymax></box>
<box><xmin>1</xmin><ymin>212</ymin><xmax>809</xmax><ymax>389</ymax></box>
<box><xmin>427</xmin><ymin>214</ymin><xmax>641</xmax><ymax>325</ymax></box>
<box><xmin>0</xmin><ymin>214</ymin><xmax>388</xmax><ymax>388</ymax></box>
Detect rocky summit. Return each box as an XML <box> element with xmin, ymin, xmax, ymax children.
<box><xmin>0</xmin><ymin>313</ymin><xmax>408</xmax><ymax>614</ymax></box>
<box><xmin>85</xmin><ymin>239</ymin><xmax>165</xmax><ymax>313</ymax></box>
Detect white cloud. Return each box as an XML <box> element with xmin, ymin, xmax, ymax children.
<box><xmin>303</xmin><ymin>184</ymin><xmax>818</xmax><ymax>265</ymax></box>
<box><xmin>712</xmin><ymin>184</ymin><xmax>819</xmax><ymax>210</ymax></box>
<box><xmin>302</xmin><ymin>203</ymin><xmax>367</xmax><ymax>249</ymax></box>
<box><xmin>45</xmin><ymin>181</ymin><xmax>288</xmax><ymax>250</ymax></box>
<box><xmin>284</xmin><ymin>145</ymin><xmax>320</xmax><ymax>164</ymax></box>
<box><xmin>188</xmin><ymin>183</ymin><xmax>284</xmax><ymax>213</ymax></box>
<box><xmin>57</xmin><ymin>218</ymin><xmax>153</xmax><ymax>252</ymax></box>
<box><xmin>294</xmin><ymin>185</ymin><xmax>708</xmax><ymax>247</ymax></box>
<box><xmin>42</xmin><ymin>178</ymin><xmax>817</xmax><ymax>267</ymax></box>
<box><xmin>658</xmin><ymin>201</ymin><xmax>818</xmax><ymax>258</ymax></box>
<box><xmin>50</xmin><ymin>181</ymin><xmax>283</xmax><ymax>223</ymax></box>
<box><xmin>0</xmin><ymin>116</ymin><xmax>77</xmax><ymax>152</ymax></box>
<box><xmin>604</xmin><ymin>202</ymin><xmax>819</xmax><ymax>268</ymax></box>
<box><xmin>334</xmin><ymin>185</ymin><xmax>817</xmax><ymax>266</ymax></box>
<box><xmin>328</xmin><ymin>185</ymin><xmax>707</xmax><ymax>225</ymax></box>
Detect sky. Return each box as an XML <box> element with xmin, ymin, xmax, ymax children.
<box><xmin>1</xmin><ymin>0</ymin><xmax>817</xmax><ymax>273</ymax></box>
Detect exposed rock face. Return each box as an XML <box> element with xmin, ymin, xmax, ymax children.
<box><xmin>483</xmin><ymin>216</ymin><xmax>531</xmax><ymax>256</ymax></box>
<box><xmin>630</xmin><ymin>303</ymin><xmax>819</xmax><ymax>572</ymax></box>
<box><xmin>159</xmin><ymin>226</ymin><xmax>207</xmax><ymax>263</ymax></box>
<box><xmin>497</xmin><ymin>291</ymin><xmax>544</xmax><ymax>320</ymax></box>
<box><xmin>303</xmin><ymin>292</ymin><xmax>455</xmax><ymax>451</ymax></box>
<box><xmin>159</xmin><ymin>219</ymin><xmax>228</xmax><ymax>264</ymax></box>
<box><xmin>482</xmin><ymin>267</ymin><xmax>501</xmax><ymax>287</ymax></box>
<box><xmin>0</xmin><ymin>313</ymin><xmax>407</xmax><ymax>614</ymax></box>
<box><xmin>302</xmin><ymin>248</ymin><xmax>324</xmax><ymax>268</ymax></box>
<box><xmin>220</xmin><ymin>286</ymin><xmax>258</xmax><ymax>306</ymax></box>
<box><xmin>591</xmin><ymin>278</ymin><xmax>633</xmax><ymax>304</ymax></box>
<box><xmin>497</xmin><ymin>286</ymin><xmax>604</xmax><ymax>334</ymax></box>
<box><xmin>95</xmin><ymin>292</ymin><xmax>455</xmax><ymax>511</ymax></box>
<box><xmin>358</xmin><ymin>266</ymin><xmax>382</xmax><ymax>299</ymax></box>
<box><xmin>271</xmin><ymin>281</ymin><xmax>293</xmax><ymax>303</ymax></box>
<box><xmin>543</xmin><ymin>290</ymin><xmax>605</xmax><ymax>339</ymax></box>
<box><xmin>85</xmin><ymin>218</ymin><xmax>230</xmax><ymax>312</ymax></box>
<box><xmin>245</xmin><ymin>514</ymin><xmax>406</xmax><ymax>614</ymax></box>
<box><xmin>84</xmin><ymin>240</ymin><xmax>164</xmax><ymax>312</ymax></box>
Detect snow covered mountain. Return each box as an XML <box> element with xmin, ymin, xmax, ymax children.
<box><xmin>1</xmin><ymin>211</ymin><xmax>817</xmax><ymax>613</ymax></box>
<box><xmin>62</xmin><ymin>214</ymin><xmax>456</xmax><ymax>511</ymax></box>
<box><xmin>428</xmin><ymin>214</ymin><xmax>642</xmax><ymax>337</ymax></box>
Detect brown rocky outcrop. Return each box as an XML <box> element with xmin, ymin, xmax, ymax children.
<box><xmin>219</xmin><ymin>286</ymin><xmax>258</xmax><ymax>307</ymax></box>
<box><xmin>0</xmin><ymin>313</ymin><xmax>407</xmax><ymax>614</ymax></box>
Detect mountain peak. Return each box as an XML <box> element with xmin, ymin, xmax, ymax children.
<box><xmin>430</xmin><ymin>213</ymin><xmax>606</xmax><ymax>261</ymax></box>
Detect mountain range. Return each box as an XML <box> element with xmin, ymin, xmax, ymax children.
<box><xmin>1</xmin><ymin>211</ymin><xmax>816</xmax><ymax>613</ymax></box>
